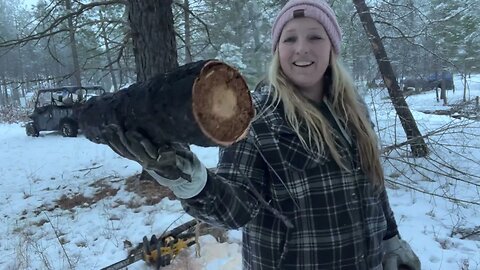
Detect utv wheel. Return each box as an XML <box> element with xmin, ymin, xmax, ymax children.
<box><xmin>26</xmin><ymin>122</ymin><xmax>39</xmax><ymax>137</ymax></box>
<box><xmin>61</xmin><ymin>121</ymin><xmax>78</xmax><ymax>137</ymax></box>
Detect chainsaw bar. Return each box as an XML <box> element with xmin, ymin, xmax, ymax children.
<box><xmin>100</xmin><ymin>219</ymin><xmax>198</xmax><ymax>270</ymax></box>
<box><xmin>100</xmin><ymin>249</ymin><xmax>144</xmax><ymax>270</ymax></box>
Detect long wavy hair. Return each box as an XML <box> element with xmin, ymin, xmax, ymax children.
<box><xmin>267</xmin><ymin>50</ymin><xmax>384</xmax><ymax>186</ymax></box>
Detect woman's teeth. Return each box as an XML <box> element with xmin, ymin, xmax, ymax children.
<box><xmin>293</xmin><ymin>61</ymin><xmax>314</xmax><ymax>67</ymax></box>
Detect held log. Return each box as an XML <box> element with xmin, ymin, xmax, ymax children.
<box><xmin>76</xmin><ymin>59</ymin><xmax>254</xmax><ymax>147</ymax></box>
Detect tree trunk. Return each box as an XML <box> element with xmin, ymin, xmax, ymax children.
<box><xmin>352</xmin><ymin>0</ymin><xmax>428</xmax><ymax>157</ymax></box>
<box><xmin>11</xmin><ymin>85</ymin><xmax>20</xmax><ymax>107</ymax></box>
<box><xmin>99</xmin><ymin>9</ymin><xmax>119</xmax><ymax>92</ymax></box>
<box><xmin>184</xmin><ymin>0</ymin><xmax>192</xmax><ymax>63</ymax></box>
<box><xmin>0</xmin><ymin>73</ymin><xmax>8</xmax><ymax>106</ymax></box>
<box><xmin>1</xmin><ymin>74</ymin><xmax>8</xmax><ymax>106</ymax></box>
<box><xmin>127</xmin><ymin>0</ymin><xmax>178</xmax><ymax>82</ymax></box>
<box><xmin>15</xmin><ymin>31</ymin><xmax>25</xmax><ymax>106</ymax></box>
<box><xmin>65</xmin><ymin>0</ymin><xmax>82</xmax><ymax>86</ymax></box>
<box><xmin>440</xmin><ymin>80</ymin><xmax>447</xmax><ymax>105</ymax></box>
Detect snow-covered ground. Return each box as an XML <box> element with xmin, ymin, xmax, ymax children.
<box><xmin>1</xmin><ymin>75</ymin><xmax>479</xmax><ymax>270</ymax></box>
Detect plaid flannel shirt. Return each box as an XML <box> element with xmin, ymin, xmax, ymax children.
<box><xmin>182</xmin><ymin>91</ymin><xmax>398</xmax><ymax>270</ymax></box>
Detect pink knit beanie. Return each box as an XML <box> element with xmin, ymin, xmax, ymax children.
<box><xmin>271</xmin><ymin>0</ymin><xmax>342</xmax><ymax>54</ymax></box>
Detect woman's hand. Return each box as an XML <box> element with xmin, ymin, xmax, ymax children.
<box><xmin>102</xmin><ymin>124</ymin><xmax>207</xmax><ymax>199</ymax></box>
<box><xmin>383</xmin><ymin>235</ymin><xmax>421</xmax><ymax>270</ymax></box>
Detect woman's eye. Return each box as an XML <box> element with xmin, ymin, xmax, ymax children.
<box><xmin>310</xmin><ymin>36</ymin><xmax>322</xmax><ymax>40</ymax></box>
<box><xmin>283</xmin><ymin>37</ymin><xmax>296</xmax><ymax>43</ymax></box>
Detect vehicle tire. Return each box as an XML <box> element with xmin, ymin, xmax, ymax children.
<box><xmin>60</xmin><ymin>121</ymin><xmax>78</xmax><ymax>137</ymax></box>
<box><xmin>25</xmin><ymin>122</ymin><xmax>39</xmax><ymax>137</ymax></box>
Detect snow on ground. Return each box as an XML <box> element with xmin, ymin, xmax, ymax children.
<box><xmin>0</xmin><ymin>74</ymin><xmax>479</xmax><ymax>270</ymax></box>
<box><xmin>0</xmin><ymin>126</ymin><xmax>239</xmax><ymax>270</ymax></box>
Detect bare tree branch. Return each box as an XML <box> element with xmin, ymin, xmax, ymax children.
<box><xmin>0</xmin><ymin>0</ymin><xmax>126</xmax><ymax>48</ymax></box>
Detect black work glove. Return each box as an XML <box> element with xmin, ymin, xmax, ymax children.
<box><xmin>101</xmin><ymin>124</ymin><xmax>184</xmax><ymax>179</ymax></box>
<box><xmin>102</xmin><ymin>124</ymin><xmax>207</xmax><ymax>199</ymax></box>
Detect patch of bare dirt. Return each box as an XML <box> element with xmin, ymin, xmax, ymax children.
<box><xmin>54</xmin><ymin>179</ymin><xmax>119</xmax><ymax>210</ymax></box>
<box><xmin>45</xmin><ymin>173</ymin><xmax>176</xmax><ymax>212</ymax></box>
<box><xmin>124</xmin><ymin>174</ymin><xmax>176</xmax><ymax>206</ymax></box>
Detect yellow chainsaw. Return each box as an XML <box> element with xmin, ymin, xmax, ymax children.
<box><xmin>100</xmin><ymin>220</ymin><xmax>197</xmax><ymax>270</ymax></box>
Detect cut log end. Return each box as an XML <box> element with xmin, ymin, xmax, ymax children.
<box><xmin>192</xmin><ymin>61</ymin><xmax>254</xmax><ymax>146</ymax></box>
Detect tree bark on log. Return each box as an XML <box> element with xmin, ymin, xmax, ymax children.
<box><xmin>76</xmin><ymin>59</ymin><xmax>254</xmax><ymax>148</ymax></box>
<box><xmin>352</xmin><ymin>0</ymin><xmax>429</xmax><ymax>157</ymax></box>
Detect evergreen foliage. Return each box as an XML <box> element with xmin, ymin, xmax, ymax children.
<box><xmin>0</xmin><ymin>0</ymin><xmax>478</xmax><ymax>105</ymax></box>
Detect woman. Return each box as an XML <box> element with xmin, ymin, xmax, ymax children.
<box><xmin>103</xmin><ymin>0</ymin><xmax>421</xmax><ymax>269</ymax></box>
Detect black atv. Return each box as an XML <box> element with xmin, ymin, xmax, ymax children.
<box><xmin>25</xmin><ymin>86</ymin><xmax>106</xmax><ymax>137</ymax></box>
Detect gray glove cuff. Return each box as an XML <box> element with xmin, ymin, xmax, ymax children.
<box><xmin>145</xmin><ymin>156</ymin><xmax>208</xmax><ymax>199</ymax></box>
<box><xmin>384</xmin><ymin>235</ymin><xmax>402</xmax><ymax>251</ymax></box>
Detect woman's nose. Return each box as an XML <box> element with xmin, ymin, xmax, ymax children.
<box><xmin>295</xmin><ymin>40</ymin><xmax>309</xmax><ymax>55</ymax></box>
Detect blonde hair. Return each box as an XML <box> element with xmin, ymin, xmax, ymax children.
<box><xmin>267</xmin><ymin>50</ymin><xmax>384</xmax><ymax>186</ymax></box>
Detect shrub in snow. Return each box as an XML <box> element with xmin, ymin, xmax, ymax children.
<box><xmin>0</xmin><ymin>105</ymin><xmax>30</xmax><ymax>123</ymax></box>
